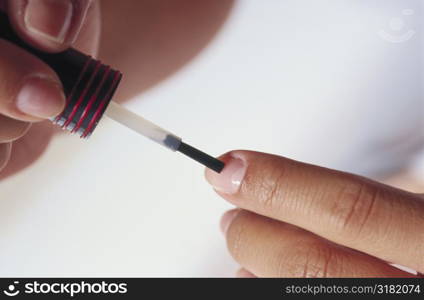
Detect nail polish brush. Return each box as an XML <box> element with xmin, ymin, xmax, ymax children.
<box><xmin>0</xmin><ymin>11</ymin><xmax>224</xmax><ymax>173</ymax></box>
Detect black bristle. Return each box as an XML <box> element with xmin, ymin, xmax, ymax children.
<box><xmin>177</xmin><ymin>142</ymin><xmax>224</xmax><ymax>173</ymax></box>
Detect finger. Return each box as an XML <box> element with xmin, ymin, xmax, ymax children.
<box><xmin>0</xmin><ymin>121</ymin><xmax>53</xmax><ymax>180</ymax></box>
<box><xmin>205</xmin><ymin>151</ymin><xmax>424</xmax><ymax>273</ymax></box>
<box><xmin>223</xmin><ymin>210</ymin><xmax>419</xmax><ymax>277</ymax></box>
<box><xmin>6</xmin><ymin>0</ymin><xmax>93</xmax><ymax>52</ymax></box>
<box><xmin>0</xmin><ymin>114</ymin><xmax>30</xmax><ymax>142</ymax></box>
<box><xmin>72</xmin><ymin>0</ymin><xmax>100</xmax><ymax>56</ymax></box>
<box><xmin>236</xmin><ymin>268</ymin><xmax>256</xmax><ymax>278</ymax></box>
<box><xmin>0</xmin><ymin>39</ymin><xmax>65</xmax><ymax>121</ymax></box>
<box><xmin>0</xmin><ymin>142</ymin><xmax>12</xmax><ymax>172</ymax></box>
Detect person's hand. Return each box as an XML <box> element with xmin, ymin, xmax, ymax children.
<box><xmin>0</xmin><ymin>0</ymin><xmax>233</xmax><ymax>180</ymax></box>
<box><xmin>205</xmin><ymin>151</ymin><xmax>424</xmax><ymax>277</ymax></box>
<box><xmin>0</xmin><ymin>0</ymin><xmax>100</xmax><ymax>178</ymax></box>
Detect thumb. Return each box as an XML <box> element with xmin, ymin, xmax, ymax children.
<box><xmin>5</xmin><ymin>0</ymin><xmax>92</xmax><ymax>52</ymax></box>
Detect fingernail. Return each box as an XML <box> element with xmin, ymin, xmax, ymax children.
<box><xmin>24</xmin><ymin>0</ymin><xmax>74</xmax><ymax>44</ymax></box>
<box><xmin>220</xmin><ymin>209</ymin><xmax>240</xmax><ymax>235</ymax></box>
<box><xmin>205</xmin><ymin>154</ymin><xmax>247</xmax><ymax>194</ymax></box>
<box><xmin>16</xmin><ymin>75</ymin><xmax>65</xmax><ymax>118</ymax></box>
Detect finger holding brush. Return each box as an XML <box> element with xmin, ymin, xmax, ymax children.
<box><xmin>0</xmin><ymin>0</ymin><xmax>100</xmax><ymax>174</ymax></box>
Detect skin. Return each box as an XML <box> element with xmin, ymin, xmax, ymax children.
<box><xmin>0</xmin><ymin>0</ymin><xmax>234</xmax><ymax>179</ymax></box>
<box><xmin>205</xmin><ymin>151</ymin><xmax>424</xmax><ymax>277</ymax></box>
<box><xmin>0</xmin><ymin>0</ymin><xmax>100</xmax><ymax>179</ymax></box>
<box><xmin>0</xmin><ymin>0</ymin><xmax>422</xmax><ymax>277</ymax></box>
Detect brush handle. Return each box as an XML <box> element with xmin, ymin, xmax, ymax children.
<box><xmin>0</xmin><ymin>11</ymin><xmax>122</xmax><ymax>138</ymax></box>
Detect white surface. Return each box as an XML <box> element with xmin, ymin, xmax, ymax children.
<box><xmin>0</xmin><ymin>0</ymin><xmax>423</xmax><ymax>276</ymax></box>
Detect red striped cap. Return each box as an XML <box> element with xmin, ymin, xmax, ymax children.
<box><xmin>52</xmin><ymin>56</ymin><xmax>123</xmax><ymax>138</ymax></box>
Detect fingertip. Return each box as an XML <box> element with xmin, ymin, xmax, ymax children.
<box><xmin>7</xmin><ymin>0</ymin><xmax>92</xmax><ymax>52</ymax></box>
<box><xmin>0</xmin><ymin>40</ymin><xmax>66</xmax><ymax>121</ymax></box>
<box><xmin>205</xmin><ymin>151</ymin><xmax>248</xmax><ymax>195</ymax></box>
<box><xmin>16</xmin><ymin>74</ymin><xmax>66</xmax><ymax>119</ymax></box>
<box><xmin>220</xmin><ymin>209</ymin><xmax>241</xmax><ymax>235</ymax></box>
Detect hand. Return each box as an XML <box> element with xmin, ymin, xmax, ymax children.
<box><xmin>0</xmin><ymin>0</ymin><xmax>100</xmax><ymax>178</ymax></box>
<box><xmin>0</xmin><ymin>0</ymin><xmax>233</xmax><ymax>179</ymax></box>
<box><xmin>205</xmin><ymin>151</ymin><xmax>424</xmax><ymax>277</ymax></box>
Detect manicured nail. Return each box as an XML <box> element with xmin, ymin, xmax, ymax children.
<box><xmin>220</xmin><ymin>209</ymin><xmax>240</xmax><ymax>235</ymax></box>
<box><xmin>24</xmin><ymin>0</ymin><xmax>74</xmax><ymax>44</ymax></box>
<box><xmin>205</xmin><ymin>154</ymin><xmax>247</xmax><ymax>194</ymax></box>
<box><xmin>16</xmin><ymin>75</ymin><xmax>65</xmax><ymax>118</ymax></box>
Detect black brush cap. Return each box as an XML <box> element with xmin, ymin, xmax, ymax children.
<box><xmin>0</xmin><ymin>11</ymin><xmax>122</xmax><ymax>138</ymax></box>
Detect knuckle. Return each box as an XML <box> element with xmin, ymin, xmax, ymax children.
<box><xmin>329</xmin><ymin>180</ymin><xmax>381</xmax><ymax>238</ymax></box>
<box><xmin>255</xmin><ymin>166</ymin><xmax>286</xmax><ymax>212</ymax></box>
<box><xmin>286</xmin><ymin>242</ymin><xmax>340</xmax><ymax>278</ymax></box>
